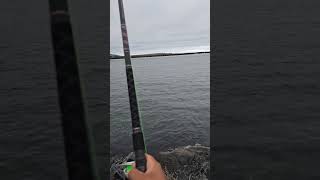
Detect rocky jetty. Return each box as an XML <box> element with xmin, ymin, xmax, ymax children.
<box><xmin>109</xmin><ymin>52</ymin><xmax>210</xmax><ymax>59</ymax></box>
<box><xmin>110</xmin><ymin>54</ymin><xmax>122</xmax><ymax>59</ymax></box>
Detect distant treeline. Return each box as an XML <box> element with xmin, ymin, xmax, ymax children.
<box><xmin>110</xmin><ymin>51</ymin><xmax>210</xmax><ymax>59</ymax></box>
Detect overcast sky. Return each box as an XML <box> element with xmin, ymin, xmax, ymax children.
<box><xmin>110</xmin><ymin>0</ymin><xmax>210</xmax><ymax>55</ymax></box>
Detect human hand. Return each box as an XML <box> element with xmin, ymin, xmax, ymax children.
<box><xmin>128</xmin><ymin>154</ymin><xmax>167</xmax><ymax>180</ymax></box>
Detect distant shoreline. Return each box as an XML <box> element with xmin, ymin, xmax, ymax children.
<box><xmin>110</xmin><ymin>51</ymin><xmax>210</xmax><ymax>59</ymax></box>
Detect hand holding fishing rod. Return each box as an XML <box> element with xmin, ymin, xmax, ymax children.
<box><xmin>128</xmin><ymin>154</ymin><xmax>167</xmax><ymax>180</ymax></box>
<box><xmin>117</xmin><ymin>0</ymin><xmax>147</xmax><ymax>172</ymax></box>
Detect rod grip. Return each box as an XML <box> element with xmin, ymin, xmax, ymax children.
<box><xmin>135</xmin><ymin>149</ymin><xmax>146</xmax><ymax>172</ymax></box>
<box><xmin>133</xmin><ymin>132</ymin><xmax>146</xmax><ymax>172</ymax></box>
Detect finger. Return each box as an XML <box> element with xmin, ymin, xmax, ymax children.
<box><xmin>145</xmin><ymin>154</ymin><xmax>157</xmax><ymax>162</ymax></box>
<box><xmin>128</xmin><ymin>168</ymin><xmax>144</xmax><ymax>180</ymax></box>
<box><xmin>145</xmin><ymin>154</ymin><xmax>160</xmax><ymax>172</ymax></box>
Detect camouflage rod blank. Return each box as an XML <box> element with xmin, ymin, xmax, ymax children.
<box><xmin>118</xmin><ymin>0</ymin><xmax>147</xmax><ymax>172</ymax></box>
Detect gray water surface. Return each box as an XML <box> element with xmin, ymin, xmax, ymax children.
<box><xmin>0</xmin><ymin>1</ymin><xmax>107</xmax><ymax>179</ymax></box>
<box><xmin>214</xmin><ymin>0</ymin><xmax>320</xmax><ymax>179</ymax></box>
<box><xmin>111</xmin><ymin>54</ymin><xmax>210</xmax><ymax>156</ymax></box>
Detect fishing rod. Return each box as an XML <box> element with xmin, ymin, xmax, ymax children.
<box><xmin>48</xmin><ymin>1</ymin><xmax>99</xmax><ymax>180</ymax></box>
<box><xmin>118</xmin><ymin>0</ymin><xmax>147</xmax><ymax>173</ymax></box>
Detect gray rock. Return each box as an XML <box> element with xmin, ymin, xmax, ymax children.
<box><xmin>156</xmin><ymin>144</ymin><xmax>210</xmax><ymax>180</ymax></box>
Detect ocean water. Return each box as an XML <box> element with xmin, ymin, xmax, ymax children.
<box><xmin>214</xmin><ymin>0</ymin><xmax>320</xmax><ymax>179</ymax></box>
<box><xmin>0</xmin><ymin>1</ymin><xmax>107</xmax><ymax>179</ymax></box>
<box><xmin>110</xmin><ymin>53</ymin><xmax>210</xmax><ymax>156</ymax></box>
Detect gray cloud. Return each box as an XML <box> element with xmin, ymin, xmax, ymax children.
<box><xmin>110</xmin><ymin>0</ymin><xmax>210</xmax><ymax>55</ymax></box>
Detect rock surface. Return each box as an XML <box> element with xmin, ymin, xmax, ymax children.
<box><xmin>156</xmin><ymin>144</ymin><xmax>210</xmax><ymax>180</ymax></box>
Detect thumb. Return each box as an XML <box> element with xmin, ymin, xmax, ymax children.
<box><xmin>128</xmin><ymin>168</ymin><xmax>145</xmax><ymax>180</ymax></box>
